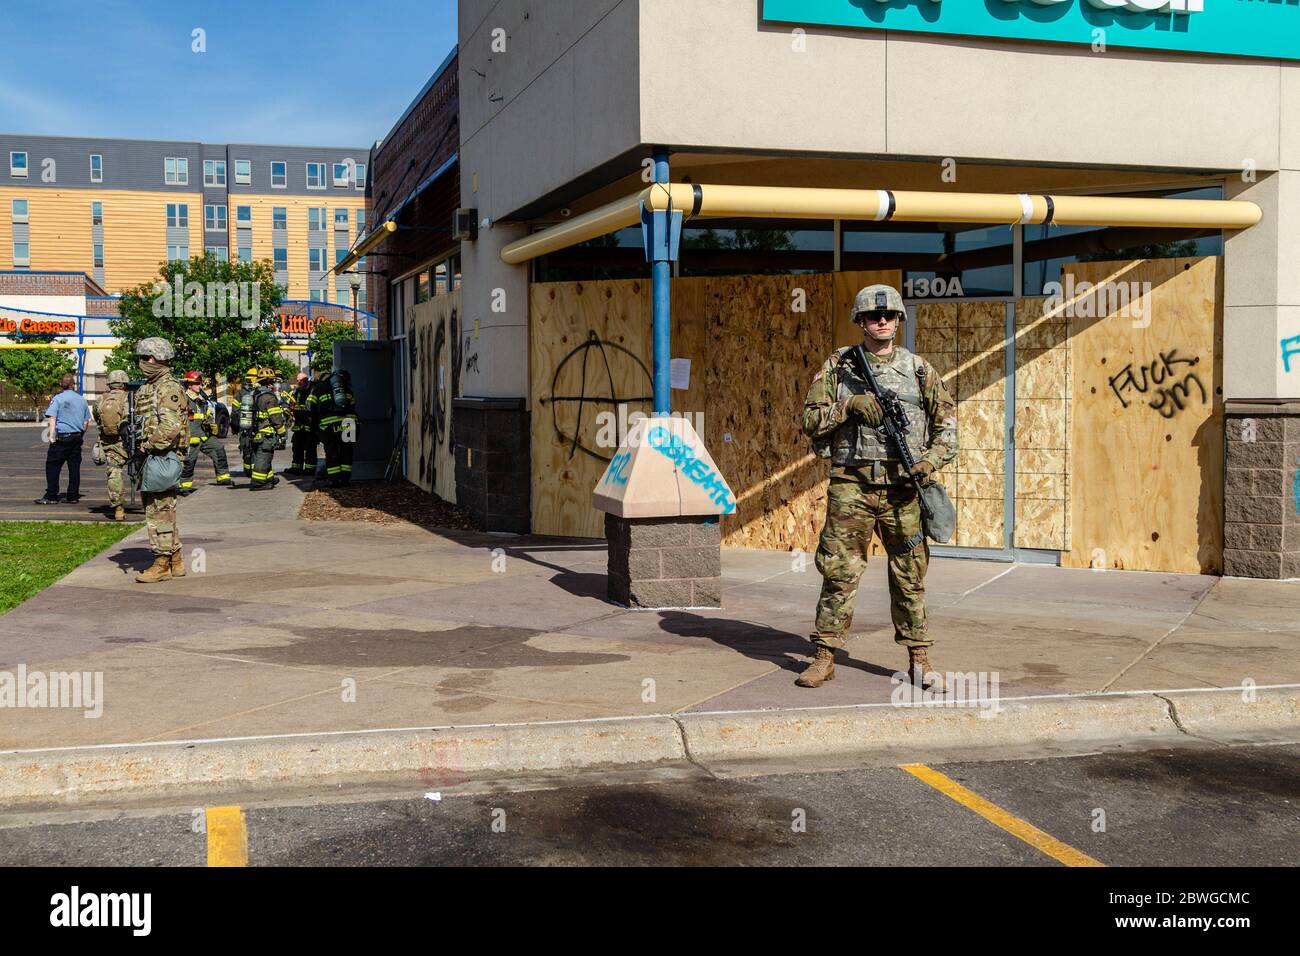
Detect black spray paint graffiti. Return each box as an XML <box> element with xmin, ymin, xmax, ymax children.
<box><xmin>542</xmin><ymin>331</ymin><xmax>652</xmax><ymax>463</ymax></box>
<box><xmin>1108</xmin><ymin>348</ymin><xmax>1207</xmax><ymax>420</ymax></box>
<box><xmin>413</xmin><ymin>307</ymin><xmax>460</xmax><ymax>489</ymax></box>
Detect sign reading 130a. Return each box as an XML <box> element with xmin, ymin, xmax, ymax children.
<box><xmin>763</xmin><ymin>0</ymin><xmax>1295</xmax><ymax>61</ymax></box>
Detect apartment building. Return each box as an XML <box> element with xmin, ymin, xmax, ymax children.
<box><xmin>0</xmin><ymin>135</ymin><xmax>371</xmax><ymax>307</ymax></box>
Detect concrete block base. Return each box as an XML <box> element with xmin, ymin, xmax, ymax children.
<box><xmin>605</xmin><ymin>513</ymin><xmax>723</xmax><ymax>608</ymax></box>
<box><xmin>1223</xmin><ymin>402</ymin><xmax>1300</xmax><ymax>579</ymax></box>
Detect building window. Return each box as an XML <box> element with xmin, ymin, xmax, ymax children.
<box><xmin>355</xmin><ymin>164</ymin><xmax>366</xmax><ymax>190</ymax></box>
<box><xmin>234</xmin><ymin>159</ymin><xmax>251</xmax><ymax>185</ymax></box>
<box><xmin>164</xmin><ymin>157</ymin><xmax>189</xmax><ymax>185</ymax></box>
<box><xmin>204</xmin><ymin>160</ymin><xmax>226</xmax><ymax>187</ymax></box>
<box><xmin>204</xmin><ymin>204</ymin><xmax>227</xmax><ymax>231</ymax></box>
<box><xmin>10</xmin><ymin>151</ymin><xmax>28</xmax><ymax>178</ymax></box>
<box><xmin>306</xmin><ymin>163</ymin><xmax>326</xmax><ymax>189</ymax></box>
<box><xmin>273</xmin><ymin>207</ymin><xmax>287</xmax><ymax>230</ymax></box>
<box><xmin>358</xmin><ymin>287</ymin><xmax>367</xmax><ymax>310</ymax></box>
<box><xmin>166</xmin><ymin>203</ymin><xmax>189</xmax><ymax>228</ymax></box>
<box><xmin>310</xmin><ymin>289</ymin><xmax>327</xmax><ymax>303</ymax></box>
<box><xmin>91</xmin><ymin>201</ymin><xmax>102</xmax><ymax>226</ymax></box>
<box><xmin>93</xmin><ymin>243</ymin><xmax>104</xmax><ymax>268</ymax></box>
<box><xmin>90</xmin><ymin>154</ymin><xmax>103</xmax><ymax>183</ymax></box>
<box><xmin>237</xmin><ymin>246</ymin><xmax>252</xmax><ymax>263</ymax></box>
<box><xmin>236</xmin><ymin>205</ymin><xmax>251</xmax><ymax>225</ymax></box>
<box><xmin>336</xmin><ymin>248</ymin><xmax>348</xmax><ymax>267</ymax></box>
<box><xmin>167</xmin><ymin>245</ymin><xmax>189</xmax><ymax>262</ymax></box>
<box><xmin>11</xmin><ymin>199</ymin><xmax>28</xmax><ymax>223</ymax></box>
<box><xmin>308</xmin><ymin>207</ymin><xmax>326</xmax><ymax>231</ymax></box>
<box><xmin>273</xmin><ymin>248</ymin><xmax>288</xmax><ymax>271</ymax></box>
<box><xmin>333</xmin><ymin>163</ymin><xmax>350</xmax><ymax>187</ymax></box>
<box><xmin>309</xmin><ymin>248</ymin><xmax>327</xmax><ymax>272</ymax></box>
<box><xmin>206</xmin><ymin>245</ymin><xmax>228</xmax><ymax>262</ymax></box>
<box><xmin>13</xmin><ymin>241</ymin><xmax>30</xmax><ymax>266</ymax></box>
<box><xmin>334</xmin><ymin>208</ymin><xmax>349</xmax><ymax>229</ymax></box>
<box><xmin>271</xmin><ymin>161</ymin><xmax>287</xmax><ymax>188</ymax></box>
<box><xmin>356</xmin><ymin>208</ymin><xmax>366</xmax><ymax>236</ymax></box>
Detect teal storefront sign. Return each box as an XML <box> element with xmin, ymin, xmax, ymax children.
<box><xmin>761</xmin><ymin>0</ymin><xmax>1300</xmax><ymax>62</ymax></box>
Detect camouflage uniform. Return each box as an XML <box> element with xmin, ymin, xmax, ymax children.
<box><xmin>92</xmin><ymin>385</ymin><xmax>129</xmax><ymax>509</ymax></box>
<box><xmin>135</xmin><ymin>373</ymin><xmax>187</xmax><ymax>555</ymax></box>
<box><xmin>802</xmin><ymin>345</ymin><xmax>958</xmax><ymax>651</ymax></box>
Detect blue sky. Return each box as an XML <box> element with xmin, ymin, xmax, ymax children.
<box><xmin>1</xmin><ymin>0</ymin><xmax>458</xmax><ymax>147</ymax></box>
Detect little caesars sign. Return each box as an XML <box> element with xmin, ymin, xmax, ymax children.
<box><xmin>762</xmin><ymin>0</ymin><xmax>1297</xmax><ymax>61</ymax></box>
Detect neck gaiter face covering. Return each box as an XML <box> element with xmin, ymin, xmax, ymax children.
<box><xmin>139</xmin><ymin>359</ymin><xmax>169</xmax><ymax>382</ymax></box>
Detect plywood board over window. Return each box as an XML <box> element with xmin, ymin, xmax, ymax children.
<box><xmin>1063</xmin><ymin>257</ymin><xmax>1223</xmax><ymax>574</ymax></box>
<box><xmin>1014</xmin><ymin>296</ymin><xmax>1071</xmax><ymax>551</ymax></box>
<box><xmin>528</xmin><ymin>269</ymin><xmax>901</xmax><ymax>550</ymax></box>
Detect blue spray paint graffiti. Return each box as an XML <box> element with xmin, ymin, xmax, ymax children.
<box><xmin>1281</xmin><ymin>334</ymin><xmax>1300</xmax><ymax>374</ymax></box>
<box><xmin>647</xmin><ymin>425</ymin><xmax>735</xmax><ymax>513</ymax></box>
<box><xmin>1293</xmin><ymin>466</ymin><xmax>1300</xmax><ymax>518</ymax></box>
<box><xmin>602</xmin><ymin>450</ymin><xmax>632</xmax><ymax>487</ymax></box>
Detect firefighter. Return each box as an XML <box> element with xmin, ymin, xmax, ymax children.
<box><xmin>236</xmin><ymin>367</ymin><xmax>259</xmax><ymax>479</ymax></box>
<box><xmin>179</xmin><ymin>372</ymin><xmax>233</xmax><ymax>495</ymax></box>
<box><xmin>285</xmin><ymin>372</ymin><xmax>317</xmax><ymax>476</ymax></box>
<box><xmin>316</xmin><ymin>367</ymin><xmax>356</xmax><ymax>488</ymax></box>
<box><xmin>249</xmin><ymin>367</ymin><xmax>288</xmax><ymax>490</ymax></box>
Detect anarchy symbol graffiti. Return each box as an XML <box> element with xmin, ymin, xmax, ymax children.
<box><xmin>542</xmin><ymin>330</ymin><xmax>652</xmax><ymax>463</ymax></box>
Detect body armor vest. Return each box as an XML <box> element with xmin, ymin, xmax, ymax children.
<box><xmin>831</xmin><ymin>346</ymin><xmax>930</xmax><ymax>466</ymax></box>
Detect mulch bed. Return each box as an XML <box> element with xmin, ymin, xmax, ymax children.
<box><xmin>298</xmin><ymin>479</ymin><xmax>482</xmax><ymax>532</ymax></box>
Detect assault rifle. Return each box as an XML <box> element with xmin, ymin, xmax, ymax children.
<box><xmin>122</xmin><ymin>380</ymin><xmax>146</xmax><ymax>495</ymax></box>
<box><xmin>844</xmin><ymin>344</ymin><xmax>935</xmax><ymax>525</ymax></box>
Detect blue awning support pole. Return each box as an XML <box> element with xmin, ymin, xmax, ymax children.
<box><xmin>641</xmin><ymin>149</ymin><xmax>680</xmax><ymax>417</ymax></box>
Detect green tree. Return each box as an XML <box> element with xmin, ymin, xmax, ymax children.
<box><xmin>306</xmin><ymin>319</ymin><xmax>360</xmax><ymax>373</ymax></box>
<box><xmin>108</xmin><ymin>253</ymin><xmax>285</xmax><ymax>385</ymax></box>
<box><xmin>0</xmin><ymin>333</ymin><xmax>75</xmax><ymax>415</ymax></box>
<box><xmin>1079</xmin><ymin>239</ymin><xmax>1200</xmax><ymax>263</ymax></box>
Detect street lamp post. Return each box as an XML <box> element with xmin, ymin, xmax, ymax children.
<box><xmin>348</xmin><ymin>272</ymin><xmax>363</xmax><ymax>338</ymax></box>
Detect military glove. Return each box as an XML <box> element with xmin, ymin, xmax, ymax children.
<box><xmin>846</xmin><ymin>394</ymin><xmax>884</xmax><ymax>426</ymax></box>
<box><xmin>910</xmin><ymin>460</ymin><xmax>935</xmax><ymax>482</ymax></box>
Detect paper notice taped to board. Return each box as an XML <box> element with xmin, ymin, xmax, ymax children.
<box><xmin>670</xmin><ymin>358</ymin><xmax>691</xmax><ymax>390</ymax></box>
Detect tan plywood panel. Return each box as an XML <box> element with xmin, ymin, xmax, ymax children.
<box><xmin>530</xmin><ymin>279</ymin><xmax>654</xmax><ymax>538</ymax></box>
<box><xmin>1062</xmin><ymin>257</ymin><xmax>1223</xmax><ymax>574</ymax></box>
<box><xmin>1013</xmin><ymin>296</ymin><xmax>1071</xmax><ymax>551</ymax></box>
<box><xmin>765</xmin><ymin>274</ymin><xmax>834</xmax><ymax>554</ymax></box>
<box><xmin>405</xmin><ymin>293</ymin><xmax>460</xmax><ymax>502</ymax></box>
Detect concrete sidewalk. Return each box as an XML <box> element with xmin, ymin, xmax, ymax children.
<box><xmin>1</xmin><ymin>471</ymin><xmax>1298</xmax><ymax>804</ymax></box>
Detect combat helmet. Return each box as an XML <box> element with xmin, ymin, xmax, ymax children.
<box><xmin>852</xmin><ymin>284</ymin><xmax>906</xmax><ymax>320</ymax></box>
<box><xmin>106</xmin><ymin>370</ymin><xmax>130</xmax><ymax>386</ymax></box>
<box><xmin>135</xmin><ymin>337</ymin><xmax>176</xmax><ymax>361</ymax></box>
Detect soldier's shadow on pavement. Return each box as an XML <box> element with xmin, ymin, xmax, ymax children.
<box><xmin>654</xmin><ymin>610</ymin><xmax>899</xmax><ymax>679</ymax></box>
<box><xmin>108</xmin><ymin>546</ymin><xmax>156</xmax><ymax>574</ymax></box>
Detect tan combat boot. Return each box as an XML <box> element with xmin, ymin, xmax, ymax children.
<box><xmin>796</xmin><ymin>647</ymin><xmax>836</xmax><ymax>688</ymax></box>
<box><xmin>113</xmin><ymin>505</ymin><xmax>125</xmax><ymax>521</ymax></box>
<box><xmin>169</xmin><ymin>551</ymin><xmax>186</xmax><ymax>577</ymax></box>
<box><xmin>908</xmin><ymin>647</ymin><xmax>946</xmax><ymax>693</ymax></box>
<box><xmin>135</xmin><ymin>555</ymin><xmax>173</xmax><ymax>584</ymax></box>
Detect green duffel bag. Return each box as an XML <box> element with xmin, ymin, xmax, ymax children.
<box><xmin>137</xmin><ymin>451</ymin><xmax>184</xmax><ymax>493</ymax></box>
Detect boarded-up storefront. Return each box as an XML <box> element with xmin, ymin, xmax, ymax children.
<box><xmin>528</xmin><ymin>257</ymin><xmax>1223</xmax><ymax>574</ymax></box>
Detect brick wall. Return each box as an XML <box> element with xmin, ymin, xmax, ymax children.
<box><xmin>452</xmin><ymin>396</ymin><xmax>529</xmax><ymax>534</ymax></box>
<box><xmin>0</xmin><ymin>273</ymin><xmax>85</xmax><ymax>296</ymax></box>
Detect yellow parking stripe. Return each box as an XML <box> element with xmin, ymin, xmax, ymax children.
<box><xmin>206</xmin><ymin>806</ymin><xmax>249</xmax><ymax>867</ymax></box>
<box><xmin>900</xmin><ymin>764</ymin><xmax>1104</xmax><ymax>867</ymax></box>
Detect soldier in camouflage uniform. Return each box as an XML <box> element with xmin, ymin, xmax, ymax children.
<box><xmin>93</xmin><ymin>369</ymin><xmax>131</xmax><ymax>521</ymax></box>
<box><xmin>798</xmin><ymin>284</ymin><xmax>958</xmax><ymax>690</ymax></box>
<box><xmin>132</xmin><ymin>337</ymin><xmax>189</xmax><ymax>584</ymax></box>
